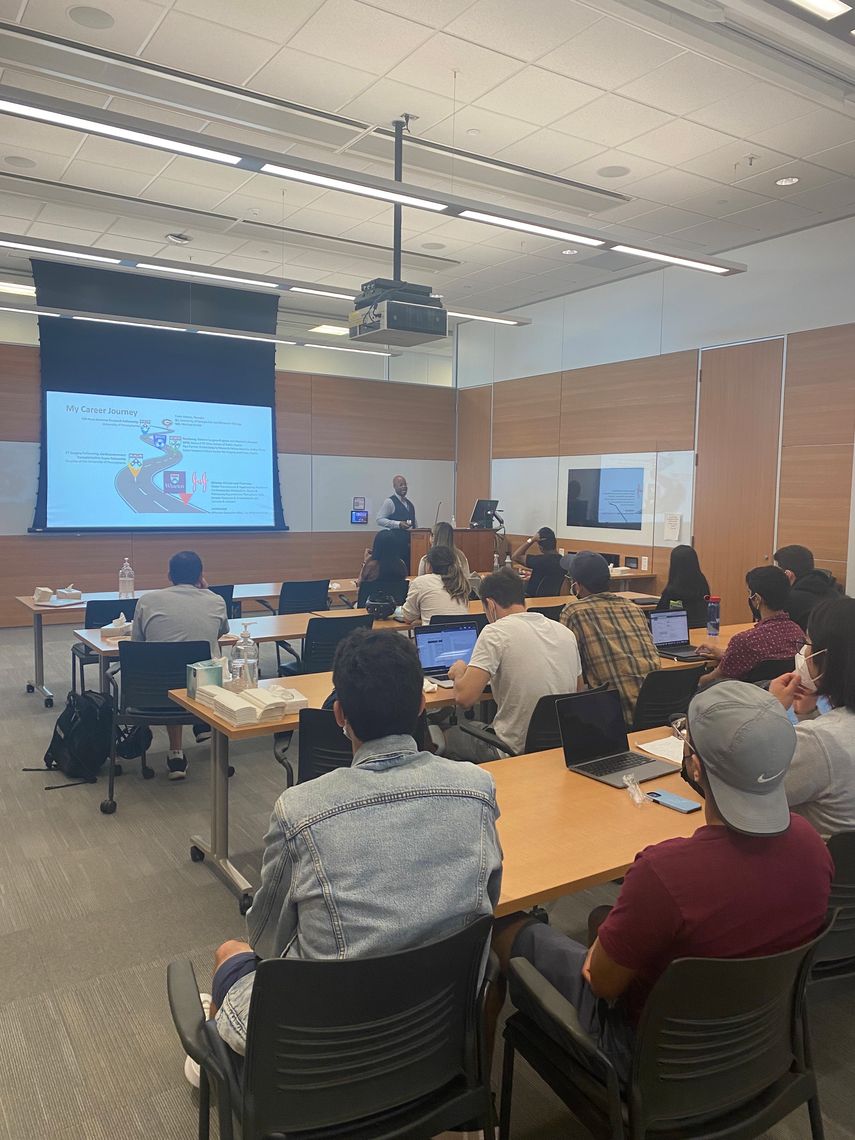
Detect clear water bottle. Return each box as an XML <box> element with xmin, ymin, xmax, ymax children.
<box><xmin>492</xmin><ymin>552</ymin><xmax>500</xmax><ymax>572</ymax></box>
<box><xmin>504</xmin><ymin>553</ymin><xmax>512</xmax><ymax>569</ymax></box>
<box><xmin>229</xmin><ymin>623</ymin><xmax>259</xmax><ymax>690</ymax></box>
<box><xmin>118</xmin><ymin>557</ymin><xmax>134</xmax><ymax>599</ymax></box>
<box><xmin>706</xmin><ymin>595</ymin><xmax>721</xmax><ymax>638</ymax></box>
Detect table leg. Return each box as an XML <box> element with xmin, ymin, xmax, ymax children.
<box><xmin>190</xmin><ymin>729</ymin><xmax>255</xmax><ymax>908</ymax></box>
<box><xmin>99</xmin><ymin>655</ymin><xmax>110</xmax><ymax>695</ymax></box>
<box><xmin>25</xmin><ymin>613</ymin><xmax>54</xmax><ymax>707</ymax></box>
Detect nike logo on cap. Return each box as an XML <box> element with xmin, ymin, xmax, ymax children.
<box><xmin>757</xmin><ymin>769</ymin><xmax>785</xmax><ymax>784</ymax></box>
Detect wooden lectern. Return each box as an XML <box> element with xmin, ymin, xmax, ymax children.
<box><xmin>409</xmin><ymin>528</ymin><xmax>497</xmax><ymax>576</ymax></box>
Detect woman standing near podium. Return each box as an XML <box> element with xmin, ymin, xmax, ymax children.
<box><xmin>416</xmin><ymin>520</ymin><xmax>471</xmax><ymax>578</ymax></box>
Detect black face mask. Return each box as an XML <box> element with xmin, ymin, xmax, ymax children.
<box><xmin>748</xmin><ymin>593</ymin><xmax>761</xmax><ymax>621</ymax></box>
<box><xmin>680</xmin><ymin>758</ymin><xmax>706</xmax><ymax>800</ymax></box>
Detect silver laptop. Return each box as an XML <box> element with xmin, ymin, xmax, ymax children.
<box><xmin>413</xmin><ymin>622</ymin><xmax>479</xmax><ymax>680</ymax></box>
<box><xmin>649</xmin><ymin>609</ymin><xmax>702</xmax><ymax>661</ymax></box>
<box><xmin>556</xmin><ymin>689</ymin><xmax>676</xmax><ymax>787</ymax></box>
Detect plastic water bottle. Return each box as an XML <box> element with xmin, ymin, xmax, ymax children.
<box><xmin>706</xmin><ymin>595</ymin><xmax>721</xmax><ymax>638</ymax></box>
<box><xmin>492</xmin><ymin>552</ymin><xmax>500</xmax><ymax>572</ymax></box>
<box><xmin>451</xmin><ymin>514</ymin><xmax>456</xmax><ymax>527</ymax></box>
<box><xmin>504</xmin><ymin>553</ymin><xmax>512</xmax><ymax>569</ymax></box>
<box><xmin>229</xmin><ymin>623</ymin><xmax>259</xmax><ymax>690</ymax></box>
<box><xmin>118</xmin><ymin>557</ymin><xmax>134</xmax><ymax>599</ymax></box>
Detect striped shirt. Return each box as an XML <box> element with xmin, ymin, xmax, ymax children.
<box><xmin>560</xmin><ymin>592</ymin><xmax>660</xmax><ymax>726</ymax></box>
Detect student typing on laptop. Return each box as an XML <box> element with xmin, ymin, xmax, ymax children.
<box><xmin>444</xmin><ymin>569</ymin><xmax>583</xmax><ymax>763</ymax></box>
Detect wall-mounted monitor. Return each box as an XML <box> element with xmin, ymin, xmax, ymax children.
<box><xmin>350</xmin><ymin>509</ymin><xmax>368</xmax><ymax>525</ymax></box>
<box><xmin>567</xmin><ymin>468</ymin><xmax>644</xmax><ymax>531</ymax></box>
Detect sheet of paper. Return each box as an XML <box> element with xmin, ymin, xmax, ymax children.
<box><xmin>663</xmin><ymin>512</ymin><xmax>682</xmax><ymax>542</ymax></box>
<box><xmin>637</xmin><ymin>735</ymin><xmax>683</xmax><ymax>764</ymax></box>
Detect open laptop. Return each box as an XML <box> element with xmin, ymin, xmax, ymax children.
<box><xmin>648</xmin><ymin>608</ymin><xmax>702</xmax><ymax>661</ymax></box>
<box><xmin>556</xmin><ymin>689</ymin><xmax>677</xmax><ymax>787</ymax></box>
<box><xmin>413</xmin><ymin>622</ymin><xmax>479</xmax><ymax>681</ymax></box>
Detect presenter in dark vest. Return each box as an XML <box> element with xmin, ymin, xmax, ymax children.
<box><xmin>376</xmin><ymin>474</ymin><xmax>417</xmax><ymax>565</ymax></box>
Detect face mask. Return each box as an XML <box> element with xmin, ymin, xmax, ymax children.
<box><xmin>570</xmin><ymin>582</ymin><xmax>579</xmax><ymax>598</ymax></box>
<box><xmin>748</xmin><ymin>593</ymin><xmax>761</xmax><ymax>621</ymax></box>
<box><xmin>795</xmin><ymin>646</ymin><xmax>825</xmax><ymax>693</ymax></box>
<box><xmin>680</xmin><ymin>757</ymin><xmax>706</xmax><ymax>800</ymax></box>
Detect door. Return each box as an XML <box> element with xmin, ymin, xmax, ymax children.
<box><xmin>693</xmin><ymin>339</ymin><xmax>784</xmax><ymax>626</ymax></box>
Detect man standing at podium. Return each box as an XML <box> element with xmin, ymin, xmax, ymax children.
<box><xmin>376</xmin><ymin>473</ymin><xmax>417</xmax><ymax>564</ymax></box>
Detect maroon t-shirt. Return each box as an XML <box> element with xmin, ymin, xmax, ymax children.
<box><xmin>598</xmin><ymin>815</ymin><xmax>833</xmax><ymax>1023</ymax></box>
<box><xmin>719</xmin><ymin>612</ymin><xmax>805</xmax><ymax>679</ymax></box>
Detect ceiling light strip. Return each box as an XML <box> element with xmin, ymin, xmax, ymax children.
<box><xmin>0</xmin><ymin>280</ymin><xmax>36</xmax><ymax>295</ymax></box>
<box><xmin>458</xmin><ymin>210</ymin><xmax>606</xmax><ymax>247</ymax></box>
<box><xmin>260</xmin><ymin>163</ymin><xmax>447</xmax><ymax>211</ymax></box>
<box><xmin>0</xmin><ymin>238</ymin><xmax>121</xmax><ymax>264</ymax></box>
<box><xmin>304</xmin><ymin>342</ymin><xmax>392</xmax><ymax>356</ymax></box>
<box><xmin>0</xmin><ymin>304</ymin><xmax>60</xmax><ymax>317</ymax></box>
<box><xmin>447</xmin><ymin>311</ymin><xmax>522</xmax><ymax>325</ymax></box>
<box><xmin>611</xmin><ymin>245</ymin><xmax>730</xmax><ymax>274</ymax></box>
<box><xmin>290</xmin><ymin>287</ymin><xmax>355</xmax><ymax>300</ymax></box>
<box><xmin>786</xmin><ymin>0</ymin><xmax>851</xmax><ymax>18</ymax></box>
<box><xmin>135</xmin><ymin>263</ymin><xmax>279</xmax><ymax>288</ymax></box>
<box><xmin>72</xmin><ymin>316</ymin><xmax>188</xmax><ymax>331</ymax></box>
<box><xmin>197</xmin><ymin>331</ymin><xmax>296</xmax><ymax>345</ymax></box>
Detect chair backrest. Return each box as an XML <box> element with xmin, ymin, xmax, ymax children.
<box><xmin>357</xmin><ymin>575</ymin><xmax>409</xmax><ymax>609</ymax></box>
<box><xmin>527</xmin><ymin>603</ymin><xmax>563</xmax><ymax>622</ymax></box>
<box><xmin>429</xmin><ymin>612</ymin><xmax>487</xmax><ymax>633</ymax></box>
<box><xmin>530</xmin><ymin>570</ymin><xmax>565</xmax><ymax>598</ymax></box>
<box><xmin>302</xmin><ymin>615</ymin><xmax>374</xmax><ymax>673</ymax></box>
<box><xmin>297</xmin><ymin>708</ymin><xmax>353</xmax><ymax>783</ymax></box>
<box><xmin>278</xmin><ymin>579</ymin><xmax>330</xmax><ymax>615</ymax></box>
<box><xmin>207</xmin><ymin>584</ymin><xmax>234</xmax><ymax>616</ymax></box>
<box><xmin>743</xmin><ymin>656</ymin><xmax>796</xmax><ymax>684</ymax></box>
<box><xmin>522</xmin><ymin>693</ymin><xmax>579</xmax><ymax>754</ymax></box>
<box><xmin>631</xmin><ymin>664</ymin><xmax>705</xmax><ymax>730</ymax></box>
<box><xmin>815</xmin><ymin>832</ymin><xmax>855</xmax><ymax>965</ymax></box>
<box><xmin>117</xmin><ymin>641</ymin><xmax>210</xmax><ymax>710</ymax></box>
<box><xmin>631</xmin><ymin>928</ymin><xmax>827</xmax><ymax>1134</ymax></box>
<box><xmin>84</xmin><ymin>598</ymin><xmax>138</xmax><ymax>627</ymax></box>
<box><xmin>242</xmin><ymin>915</ymin><xmax>492</xmax><ymax>1137</ymax></box>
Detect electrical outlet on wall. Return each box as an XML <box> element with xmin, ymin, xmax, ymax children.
<box><xmin>641</xmin><ymin>556</ymin><xmax>649</xmax><ymax>571</ymax></box>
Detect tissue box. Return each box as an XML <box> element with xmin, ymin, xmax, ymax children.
<box><xmin>56</xmin><ymin>585</ymin><xmax>82</xmax><ymax>600</ymax></box>
<box><xmin>187</xmin><ymin>659</ymin><xmax>224</xmax><ymax>698</ymax></box>
<box><xmin>33</xmin><ymin>586</ymin><xmax>53</xmax><ymax>604</ymax></box>
<box><xmin>101</xmin><ymin>616</ymin><xmax>132</xmax><ymax>640</ymax></box>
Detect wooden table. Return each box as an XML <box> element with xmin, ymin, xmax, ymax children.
<box><xmin>660</xmin><ymin>623</ymin><xmax>752</xmax><ymax>671</ymax></box>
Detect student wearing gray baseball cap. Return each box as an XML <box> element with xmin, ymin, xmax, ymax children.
<box><xmin>491</xmin><ymin>681</ymin><xmax>833</xmax><ymax>1081</ymax></box>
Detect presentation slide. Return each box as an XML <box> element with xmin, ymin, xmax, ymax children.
<box><xmin>45</xmin><ymin>390</ymin><xmax>276</xmax><ymax>529</ymax></box>
<box><xmin>567</xmin><ymin>467</ymin><xmax>644</xmax><ymax>530</ymax></box>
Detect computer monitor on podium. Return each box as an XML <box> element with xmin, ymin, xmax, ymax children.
<box><xmin>469</xmin><ymin>499</ymin><xmax>500</xmax><ymax>529</ymax></box>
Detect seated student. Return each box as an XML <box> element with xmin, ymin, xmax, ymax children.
<box><xmin>774</xmin><ymin>543</ymin><xmax>843</xmax><ymax>631</ymax></box>
<box><xmin>444</xmin><ymin>569</ymin><xmax>582</xmax><ymax>763</ymax></box>
<box><xmin>655</xmin><ymin>543</ymin><xmax>711</xmax><ymax>629</ymax></box>
<box><xmin>416</xmin><ymin>520</ymin><xmax>471</xmax><ymax>578</ymax></box>
<box><xmin>770</xmin><ymin>596</ymin><xmax>855</xmax><ymax>838</ymax></box>
<box><xmin>698</xmin><ymin>565</ymin><xmax>805</xmax><ymax>687</ymax></box>
<box><xmin>132</xmin><ymin>549</ymin><xmax>229</xmax><ymax>780</ymax></box>
<box><xmin>559</xmin><ymin>551</ymin><xmax>660</xmax><ymax>726</ymax></box>
<box><xmin>399</xmin><ymin>545</ymin><xmax>471</xmax><ymax>625</ymax></box>
<box><xmin>188</xmin><ymin>629</ymin><xmax>502</xmax><ymax>1076</ymax></box>
<box><xmin>356</xmin><ymin>529</ymin><xmax>408</xmax><ymax>608</ymax></box>
<box><xmin>492</xmin><ymin>682</ymin><xmax>833</xmax><ymax>1081</ymax></box>
<box><xmin>512</xmin><ymin>527</ymin><xmax>565</xmax><ymax>597</ymax></box>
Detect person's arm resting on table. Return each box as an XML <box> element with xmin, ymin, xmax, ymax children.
<box><xmin>448</xmin><ymin>659</ymin><xmax>489</xmax><ymax>710</ymax></box>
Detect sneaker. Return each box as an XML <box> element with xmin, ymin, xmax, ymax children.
<box><xmin>167</xmin><ymin>754</ymin><xmax>188</xmax><ymax>780</ymax></box>
<box><xmin>193</xmin><ymin>724</ymin><xmax>212</xmax><ymax>745</ymax></box>
<box><xmin>183</xmin><ymin>993</ymin><xmax>212</xmax><ymax>1088</ymax></box>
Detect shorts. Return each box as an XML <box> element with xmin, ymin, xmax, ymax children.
<box><xmin>212</xmin><ymin>950</ymin><xmax>259</xmax><ymax>1010</ymax></box>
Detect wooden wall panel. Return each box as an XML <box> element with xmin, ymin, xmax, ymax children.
<box><xmin>0</xmin><ymin>343</ymin><xmax>40</xmax><ymax>443</ymax></box>
<box><xmin>310</xmin><ymin>375</ymin><xmax>455</xmax><ymax>459</ymax></box>
<box><xmin>455</xmin><ymin>386</ymin><xmax>492</xmax><ymax>521</ymax></box>
<box><xmin>782</xmin><ymin>324</ymin><xmax>855</xmax><ymax>447</ymax></box>
<box><xmin>777</xmin><ymin>444</ymin><xmax>851</xmax><ymax>564</ymax></box>
<box><xmin>560</xmin><ymin>351</ymin><xmax>697</xmax><ymax>455</ymax></box>
<box><xmin>275</xmin><ymin>371</ymin><xmax>312</xmax><ymax>454</ymax></box>
<box><xmin>492</xmin><ymin>373</ymin><xmax>561</xmax><ymax>459</ymax></box>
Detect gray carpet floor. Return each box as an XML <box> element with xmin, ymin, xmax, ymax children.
<box><xmin>1</xmin><ymin>624</ymin><xmax>854</xmax><ymax>1139</ymax></box>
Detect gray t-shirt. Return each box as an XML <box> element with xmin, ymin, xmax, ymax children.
<box><xmin>785</xmin><ymin>706</ymin><xmax>855</xmax><ymax>838</ymax></box>
<box><xmin>469</xmin><ymin>611</ymin><xmax>582</xmax><ymax>755</ymax></box>
<box><xmin>131</xmin><ymin>584</ymin><xmax>229</xmax><ymax>658</ymax></box>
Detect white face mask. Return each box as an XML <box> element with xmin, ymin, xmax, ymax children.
<box><xmin>795</xmin><ymin>646</ymin><xmax>825</xmax><ymax>693</ymax></box>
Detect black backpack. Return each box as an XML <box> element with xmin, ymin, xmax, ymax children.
<box><xmin>44</xmin><ymin>690</ymin><xmax>113</xmax><ymax>782</ymax></box>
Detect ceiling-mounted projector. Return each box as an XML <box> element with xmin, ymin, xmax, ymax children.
<box><xmin>349</xmin><ymin>278</ymin><xmax>448</xmax><ymax>346</ymax></box>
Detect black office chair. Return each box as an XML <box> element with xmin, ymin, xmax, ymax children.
<box><xmin>71</xmin><ymin>598</ymin><xmax>138</xmax><ymax>693</ymax></box>
<box><xmin>207</xmin><ymin>584</ymin><xmax>236</xmax><ymax>619</ymax></box>
<box><xmin>280</xmin><ymin>707</ymin><xmax>353</xmax><ymax>787</ymax></box>
<box><xmin>258</xmin><ymin>579</ymin><xmax>331</xmax><ymax>616</ymax></box>
<box><xmin>278</xmin><ymin>614</ymin><xmax>373</xmax><ymax>676</ymax></box>
<box><xmin>430</xmin><ymin>612</ymin><xmax>488</xmax><ymax>633</ymax></box>
<box><xmin>167</xmin><ymin>915</ymin><xmax>495</xmax><ymax>1140</ymax></box>
<box><xmin>356</xmin><ymin>575</ymin><xmax>408</xmax><ymax>610</ymax></box>
<box><xmin>743</xmin><ymin>656</ymin><xmax>796</xmax><ymax>683</ymax></box>
<box><xmin>100</xmin><ymin>640</ymin><xmax>209</xmax><ymax>815</ymax></box>
<box><xmin>456</xmin><ymin>691</ymin><xmax>587</xmax><ymax>758</ymax></box>
<box><xmin>631</xmin><ymin>664</ymin><xmax>705</xmax><ymax>731</ymax></box>
<box><xmin>500</xmin><ymin>921</ymin><xmax>833</xmax><ymax>1140</ymax></box>
<box><xmin>812</xmin><ymin>832</ymin><xmax>855</xmax><ymax>982</ymax></box>
<box><xmin>527</xmin><ymin>603</ymin><xmax>563</xmax><ymax>622</ymax></box>
<box><xmin>529</xmin><ymin>572</ymin><xmax>566</xmax><ymax>598</ymax></box>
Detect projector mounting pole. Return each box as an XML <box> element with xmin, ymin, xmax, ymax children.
<box><xmin>392</xmin><ymin>114</ymin><xmax>415</xmax><ymax>283</ymax></box>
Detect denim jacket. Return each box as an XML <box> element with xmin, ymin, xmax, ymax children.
<box><xmin>216</xmin><ymin>734</ymin><xmax>503</xmax><ymax>1053</ymax></box>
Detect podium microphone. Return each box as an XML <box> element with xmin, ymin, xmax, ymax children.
<box><xmin>433</xmin><ymin>500</ymin><xmax>442</xmax><ymax>527</ymax></box>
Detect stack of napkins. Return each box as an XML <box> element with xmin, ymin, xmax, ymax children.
<box><xmin>213</xmin><ymin>689</ymin><xmax>259</xmax><ymax>725</ymax></box>
<box><xmin>193</xmin><ymin>684</ymin><xmax>309</xmax><ymax>725</ymax></box>
<box><xmin>57</xmin><ymin>584</ymin><xmax>82</xmax><ymax>600</ymax></box>
<box><xmin>33</xmin><ymin>586</ymin><xmax>53</xmax><ymax>604</ymax></box>
<box><xmin>101</xmin><ymin>613</ymin><xmax>132</xmax><ymax>639</ymax></box>
<box><xmin>194</xmin><ymin>685</ymin><xmax>222</xmax><ymax>710</ymax></box>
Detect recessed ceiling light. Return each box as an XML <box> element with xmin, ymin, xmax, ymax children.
<box><xmin>775</xmin><ymin>176</ymin><xmax>800</xmax><ymax>186</ymax></box>
<box><xmin>421</xmin><ymin>241</ymin><xmax>446</xmax><ymax>250</ymax></box>
<box><xmin>561</xmin><ymin>248</ymin><xmax>579</xmax><ymax>255</ymax></box>
<box><xmin>3</xmin><ymin>155</ymin><xmax>36</xmax><ymax>168</ymax></box>
<box><xmin>597</xmin><ymin>165</ymin><xmax>631</xmax><ymax>178</ymax></box>
<box><xmin>68</xmin><ymin>5</ymin><xmax>115</xmax><ymax>28</ymax></box>
<box><xmin>0</xmin><ymin>281</ymin><xmax>36</xmax><ymax>296</ymax></box>
<box><xmin>786</xmin><ymin>0</ymin><xmax>851</xmax><ymax>18</ymax></box>
<box><xmin>165</xmin><ymin>232</ymin><xmax>192</xmax><ymax>245</ymax></box>
<box><xmin>309</xmin><ymin>324</ymin><xmax>349</xmax><ymax>336</ymax></box>
<box><xmin>467</xmin><ymin>128</ymin><xmax>481</xmax><ymax>136</ymax></box>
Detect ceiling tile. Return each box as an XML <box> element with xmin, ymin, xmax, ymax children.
<box><xmin>198</xmin><ymin>122</ymin><xmax>297</xmax><ymax>154</ymax></box>
<box><xmin>0</xmin><ymin>192</ymin><xmax>45</xmax><ymax>221</ymax></box>
<box><xmin>807</xmin><ymin>140</ymin><xmax>855</xmax><ymax>177</ymax></box>
<box><xmin>306</xmin><ymin>190</ymin><xmax>389</xmax><ymax>221</ymax></box>
<box><xmin>557</xmin><ymin>148</ymin><xmax>665</xmax><ymax>188</ymax></box>
<box><xmin>71</xmin><ymin>136</ymin><xmax>172</xmax><ymax>176</ymax></box>
<box><xmin>275</xmin><ymin>207</ymin><xmax>362</xmax><ymax>237</ymax></box>
<box><xmin>0</xmin><ymin>116</ymin><xmax>81</xmax><ymax>158</ymax></box>
<box><xmin>288</xmin><ymin>0</ymin><xmax>433</xmax><ymax>72</ymax></box>
<box><xmin>20</xmin><ymin>0</ymin><xmax>166</xmax><ymax>55</ymax></box>
<box><xmin>445</xmin><ymin>0</ymin><xmax>602</xmax><ymax>62</ymax></box>
<box><xmin>386</xmin><ymin>33</ymin><xmax>522</xmax><ymax>102</ymax></box>
<box><xmin>551</xmin><ymin>95</ymin><xmax>671</xmax><ymax>148</ymax></box>
<box><xmin>91</xmin><ymin>234</ymin><xmax>169</xmax><ymax>257</ymax></box>
<box><xmin>228</xmin><ymin>174</ymin><xmax>323</xmax><ymax>209</ymax></box>
<box><xmin>252</xmin><ymin>46</ymin><xmax>375</xmax><ymax>111</ymax></box>
<box><xmin>675</xmin><ymin>185</ymin><xmax>770</xmax><ymax>217</ymax></box>
<box><xmin>616</xmin><ymin>52</ymin><xmax>753</xmax><ymax>116</ymax></box>
<box><xmin>355</xmin><ymin>0</ymin><xmax>479</xmax><ymax>28</ymax></box>
<box><xmin>60</xmin><ymin>160</ymin><xmax>155</xmax><ymax>197</ymax></box>
<box><xmin>726</xmin><ymin>198</ymin><xmax>820</xmax><ymax>230</ymax></box>
<box><xmin>590</xmin><ymin>197</ymin><xmax>662</xmax><ymax>224</ymax></box>
<box><xmin>175</xmin><ymin>0</ymin><xmax>324</xmax><ymax>40</ymax></box>
<box><xmin>787</xmin><ymin>178</ymin><xmax>855</xmax><ymax>213</ymax></box>
<box><xmin>680</xmin><ymin>141</ymin><xmax>791</xmax><ymax>184</ymax></box>
<box><xmin>27</xmin><ymin>221</ymin><xmax>103</xmax><ymax>245</ymax></box>
<box><xmin>422</xmin><ymin>106</ymin><xmax>536</xmax><ymax>155</ymax></box>
<box><xmin>140</xmin><ymin>178</ymin><xmax>235</xmax><ymax>212</ymax></box>
<box><xmin>1</xmin><ymin>68</ymin><xmax>111</xmax><ymax>109</ymax></box>
<box><xmin>735</xmin><ymin>160</ymin><xmax>842</xmax><ymax>197</ymax></box>
<box><xmin>105</xmin><ymin>98</ymin><xmax>209</xmax><ymax>133</ymax></box>
<box><xmin>162</xmin><ymin>157</ymin><xmax>255</xmax><ymax>194</ymax></box>
<box><xmin>688</xmin><ymin>82</ymin><xmax>818</xmax><ymax>137</ymax></box>
<box><xmin>668</xmin><ymin>217</ymin><xmax>761</xmax><ymax>251</ymax></box>
<box><xmin>540</xmin><ymin>17</ymin><xmax>682</xmax><ymax>89</ymax></box>
<box><xmin>166</xmin><ymin>232</ymin><xmax>249</xmax><ymax>256</ymax></box>
<box><xmin>37</xmin><ymin>203</ymin><xmax>115</xmax><ymax>231</ymax></box>
<box><xmin>141</xmin><ymin>11</ymin><xmax>280</xmax><ymax>86</ymax></box>
<box><xmin>215</xmin><ymin>255</ymin><xmax>285</xmax><ymax>275</ymax></box>
<box><xmin>0</xmin><ymin>148</ymin><xmax>69</xmax><ymax>181</ymax></box>
<box><xmin>751</xmin><ymin>108</ymin><xmax>855</xmax><ymax>159</ymax></box>
<box><xmin>491</xmin><ymin>129</ymin><xmax>603</xmax><ymax>174</ymax></box>
<box><xmin>623</xmin><ymin>119</ymin><xmax>736</xmax><ymax>165</ymax></box>
<box><xmin>106</xmin><ymin>217</ymin><xmax>194</xmax><ymax>242</ymax></box>
<box><xmin>624</xmin><ymin>205</ymin><xmax>714</xmax><ymax>235</ymax></box>
<box><xmin>619</xmin><ymin>167</ymin><xmax>726</xmax><ymax>205</ymax></box>
<box><xmin>475</xmin><ymin>67</ymin><xmax>600</xmax><ymax>126</ymax></box>
<box><xmin>210</xmin><ymin>192</ymin><xmax>296</xmax><ymax>225</ymax></box>
<box><xmin>0</xmin><ymin>0</ymin><xmax>21</xmax><ymax>14</ymax></box>
<box><xmin>339</xmin><ymin>79</ymin><xmax>456</xmax><ymax>132</ymax></box>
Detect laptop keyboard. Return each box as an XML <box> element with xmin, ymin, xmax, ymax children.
<box><xmin>583</xmin><ymin>752</ymin><xmax>654</xmax><ymax>777</ymax></box>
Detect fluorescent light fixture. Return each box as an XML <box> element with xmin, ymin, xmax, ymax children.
<box><xmin>136</xmin><ymin>263</ymin><xmax>278</xmax><ymax>288</ymax></box>
<box><xmin>197</xmin><ymin>330</ymin><xmax>296</xmax><ymax>345</ymax></box>
<box><xmin>261</xmin><ymin>163</ymin><xmax>447</xmax><ymax>211</ymax></box>
<box><xmin>0</xmin><ymin>238</ymin><xmax>121</xmax><ymax>264</ymax></box>
<box><xmin>309</xmin><ymin>323</ymin><xmax>349</xmax><ymax>335</ymax></box>
<box><xmin>290</xmin><ymin>286</ymin><xmax>355</xmax><ymax>300</ymax></box>
<box><xmin>304</xmin><ymin>342</ymin><xmax>392</xmax><ymax>357</ymax></box>
<box><xmin>447</xmin><ymin>311</ymin><xmax>521</xmax><ymax>325</ymax></box>
<box><xmin>0</xmin><ymin>98</ymin><xmax>242</xmax><ymax>164</ymax></box>
<box><xmin>72</xmin><ymin>316</ymin><xmax>188</xmax><ymax>331</ymax></box>
<box><xmin>776</xmin><ymin>176</ymin><xmax>800</xmax><ymax>186</ymax></box>
<box><xmin>0</xmin><ymin>304</ymin><xmax>59</xmax><ymax>316</ymax></box>
<box><xmin>459</xmin><ymin>210</ymin><xmax>605</xmax><ymax>247</ymax></box>
<box><xmin>786</xmin><ymin>0</ymin><xmax>850</xmax><ymax>18</ymax></box>
<box><xmin>611</xmin><ymin>245</ymin><xmax>730</xmax><ymax>274</ymax></box>
<box><xmin>0</xmin><ymin>280</ymin><xmax>35</xmax><ymax>296</ymax></box>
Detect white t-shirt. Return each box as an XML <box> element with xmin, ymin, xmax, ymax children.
<box><xmin>469</xmin><ymin>611</ymin><xmax>582</xmax><ymax>755</ymax></box>
<box><xmin>400</xmin><ymin>573</ymin><xmax>471</xmax><ymax>625</ymax></box>
<box><xmin>785</xmin><ymin>707</ymin><xmax>855</xmax><ymax>838</ymax></box>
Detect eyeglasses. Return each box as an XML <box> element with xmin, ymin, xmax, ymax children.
<box><xmin>669</xmin><ymin>714</ymin><xmax>693</xmax><ymax>765</ymax></box>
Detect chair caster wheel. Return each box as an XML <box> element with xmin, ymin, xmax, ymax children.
<box><xmin>227</xmin><ymin>765</ymin><xmax>235</xmax><ymax>778</ymax></box>
<box><xmin>190</xmin><ymin>845</ymin><xmax>205</xmax><ymax>863</ymax></box>
<box><xmin>26</xmin><ymin>683</ymin><xmax>35</xmax><ymax>693</ymax></box>
<box><xmin>239</xmin><ymin>892</ymin><xmax>254</xmax><ymax>916</ymax></box>
<box><xmin>141</xmin><ymin>766</ymin><xmax>155</xmax><ymax>780</ymax></box>
<box><xmin>114</xmin><ymin>763</ymin><xmax>123</xmax><ymax>777</ymax></box>
<box><xmin>44</xmin><ymin>697</ymin><xmax>53</xmax><ymax>708</ymax></box>
<box><xmin>100</xmin><ymin>800</ymin><xmax>117</xmax><ymax>815</ymax></box>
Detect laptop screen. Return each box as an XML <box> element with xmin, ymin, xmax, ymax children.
<box><xmin>556</xmin><ymin>689</ymin><xmax>630</xmax><ymax>767</ymax></box>
<box><xmin>649</xmin><ymin>608</ymin><xmax>689</xmax><ymax>648</ymax></box>
<box><xmin>414</xmin><ymin>623</ymin><xmax>479</xmax><ymax>673</ymax></box>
